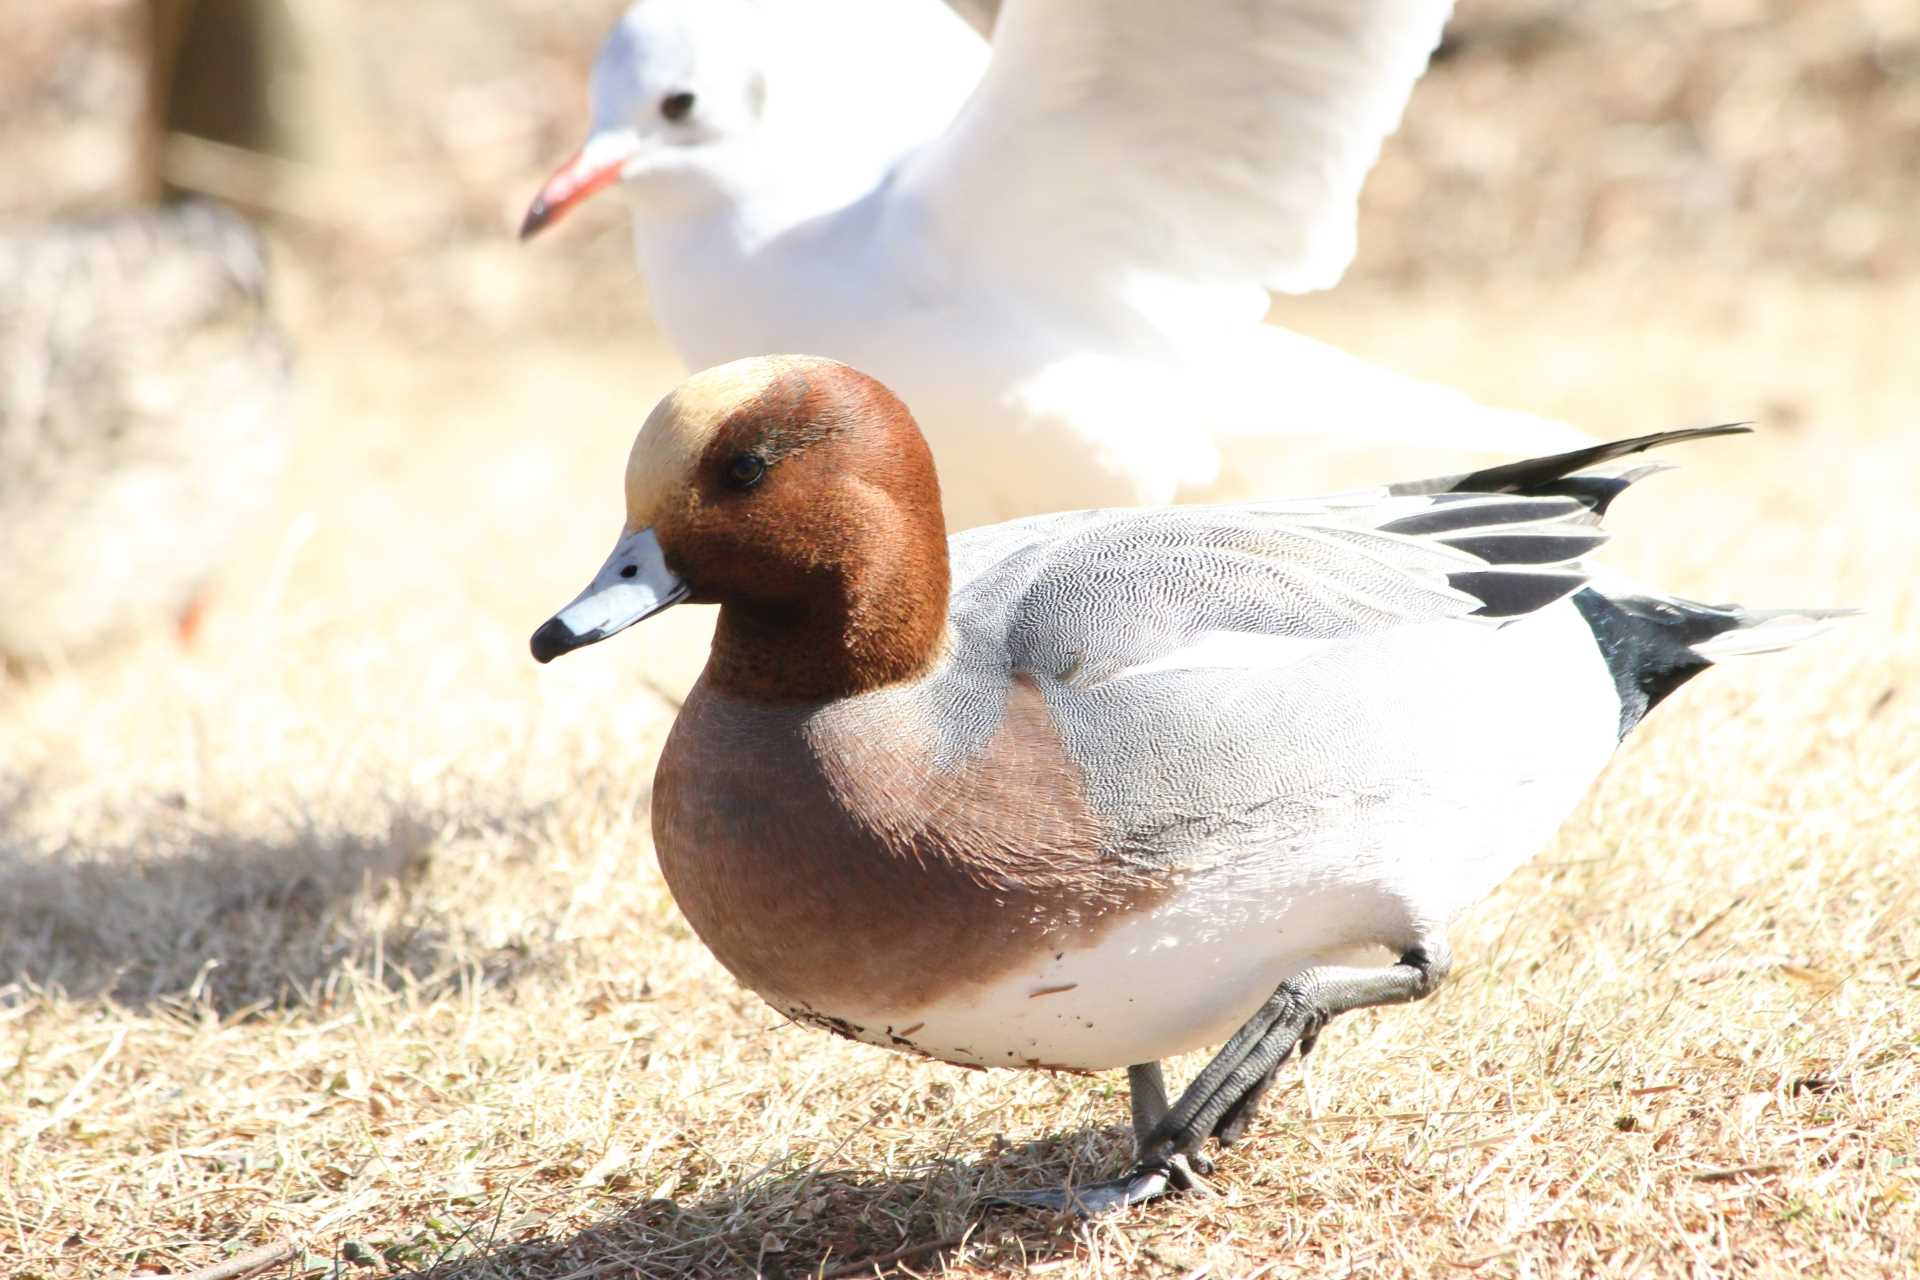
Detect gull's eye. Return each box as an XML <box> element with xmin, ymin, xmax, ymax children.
<box><xmin>661</xmin><ymin>91</ymin><xmax>696</xmax><ymax>123</ymax></box>
<box><xmin>724</xmin><ymin>452</ymin><xmax>767</xmax><ymax>491</ymax></box>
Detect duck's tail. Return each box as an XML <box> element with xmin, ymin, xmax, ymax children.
<box><xmin>1572</xmin><ymin>588</ymin><xmax>1858</xmax><ymax>740</ymax></box>
<box><xmin>1684</xmin><ymin>606</ymin><xmax>1861</xmax><ymax>660</ymax></box>
<box><xmin>1395</xmin><ymin>422</ymin><xmax>1858</xmax><ymax>738</ymax></box>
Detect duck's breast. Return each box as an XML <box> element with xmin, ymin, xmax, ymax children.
<box><xmin>652</xmin><ymin>672</ymin><xmax>1182</xmax><ymax>1066</ymax></box>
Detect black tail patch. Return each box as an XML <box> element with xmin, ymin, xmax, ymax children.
<box><xmin>1571</xmin><ymin>590</ymin><xmax>1746</xmax><ymax>738</ymax></box>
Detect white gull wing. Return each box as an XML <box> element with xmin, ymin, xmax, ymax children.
<box><xmin>896</xmin><ymin>0</ymin><xmax>1456</xmax><ymax>326</ymax></box>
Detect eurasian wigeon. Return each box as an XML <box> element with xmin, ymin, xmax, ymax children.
<box><xmin>519</xmin><ymin>0</ymin><xmax>1588</xmax><ymax>531</ymax></box>
<box><xmin>0</xmin><ymin>202</ymin><xmax>290</xmax><ymax>663</ymax></box>
<box><xmin>531</xmin><ymin>355</ymin><xmax>1847</xmax><ymax>1211</ymax></box>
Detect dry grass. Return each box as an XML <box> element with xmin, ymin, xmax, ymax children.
<box><xmin>4</xmin><ymin>265</ymin><xmax>1915</xmax><ymax>1279</ymax></box>
<box><xmin>6</xmin><ymin>2</ymin><xmax>1920</xmax><ymax>1277</ymax></box>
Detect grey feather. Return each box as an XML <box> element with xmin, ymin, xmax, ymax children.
<box><xmin>948</xmin><ymin>488</ymin><xmax>1604</xmax><ymax>689</ymax></box>
<box><xmin>890</xmin><ymin>428</ymin><xmax>1843</xmax><ymax>885</ymax></box>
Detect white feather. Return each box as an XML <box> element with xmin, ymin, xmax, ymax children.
<box><xmin>898</xmin><ymin>0</ymin><xmax>1457</xmax><ymax>301</ymax></box>
<box><xmin>571</xmin><ymin>0</ymin><xmax>1591</xmax><ymax>530</ymax></box>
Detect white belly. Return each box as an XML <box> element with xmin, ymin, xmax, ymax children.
<box><xmin>816</xmin><ymin>878</ymin><xmax>1401</xmax><ymax>1072</ymax></box>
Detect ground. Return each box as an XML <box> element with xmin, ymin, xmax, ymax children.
<box><xmin>3</xmin><ymin>3</ymin><xmax>1918</xmax><ymax>1278</ymax></box>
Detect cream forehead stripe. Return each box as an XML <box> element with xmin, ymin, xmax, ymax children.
<box><xmin>623</xmin><ymin>355</ymin><xmax>826</xmax><ymax>528</ymax></box>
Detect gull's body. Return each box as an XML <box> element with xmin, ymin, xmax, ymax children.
<box><xmin>525</xmin><ymin>0</ymin><xmax>1592</xmax><ymax>529</ymax></box>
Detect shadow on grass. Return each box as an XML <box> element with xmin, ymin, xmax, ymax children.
<box><xmin>388</xmin><ymin>1128</ymin><xmax>1134</xmax><ymax>1280</ymax></box>
<box><xmin>0</xmin><ymin>770</ymin><xmax>552</xmax><ymax>1017</ymax></box>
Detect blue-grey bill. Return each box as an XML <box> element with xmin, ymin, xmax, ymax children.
<box><xmin>530</xmin><ymin>526</ymin><xmax>686</xmax><ymax>663</ymax></box>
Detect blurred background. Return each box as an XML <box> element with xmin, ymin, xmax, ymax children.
<box><xmin>9</xmin><ymin>0</ymin><xmax>1909</xmax><ymax>706</ymax></box>
<box><xmin>13</xmin><ymin>1</ymin><xmax>1917</xmax><ymax>319</ymax></box>
<box><xmin>2</xmin><ymin>3</ymin><xmax>1915</xmax><ymax>1277</ymax></box>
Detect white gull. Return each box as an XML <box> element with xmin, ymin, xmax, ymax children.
<box><xmin>522</xmin><ymin>0</ymin><xmax>1593</xmax><ymax>529</ymax></box>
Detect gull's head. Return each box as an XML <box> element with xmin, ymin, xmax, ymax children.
<box><xmin>521</xmin><ymin>0</ymin><xmax>772</xmax><ymax>236</ymax></box>
<box><xmin>522</xmin><ymin>0</ymin><xmax>990</xmax><ymax>240</ymax></box>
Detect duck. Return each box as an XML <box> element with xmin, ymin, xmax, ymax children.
<box><xmin>0</xmin><ymin>201</ymin><xmax>290</xmax><ymax>665</ymax></box>
<box><xmin>530</xmin><ymin>355</ymin><xmax>1847</xmax><ymax>1212</ymax></box>
<box><xmin>519</xmin><ymin>0</ymin><xmax>1592</xmax><ymax>531</ymax></box>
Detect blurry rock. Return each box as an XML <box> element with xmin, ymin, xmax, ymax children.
<box><xmin>0</xmin><ymin>0</ymin><xmax>151</xmax><ymax>216</ymax></box>
<box><xmin>0</xmin><ymin>202</ymin><xmax>292</xmax><ymax>664</ymax></box>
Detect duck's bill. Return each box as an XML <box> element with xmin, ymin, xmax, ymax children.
<box><xmin>520</xmin><ymin>129</ymin><xmax>642</xmax><ymax>239</ymax></box>
<box><xmin>530</xmin><ymin>526</ymin><xmax>687</xmax><ymax>663</ymax></box>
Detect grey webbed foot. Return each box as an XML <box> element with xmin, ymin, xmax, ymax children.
<box><xmin>986</xmin><ymin>1154</ymin><xmax>1213</xmax><ymax>1216</ymax></box>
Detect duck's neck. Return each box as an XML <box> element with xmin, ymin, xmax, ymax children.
<box><xmin>705</xmin><ymin>548</ymin><xmax>951</xmax><ymax>704</ymax></box>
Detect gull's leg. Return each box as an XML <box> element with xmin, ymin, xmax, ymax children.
<box><xmin>1141</xmin><ymin>941</ymin><xmax>1452</xmax><ymax>1165</ymax></box>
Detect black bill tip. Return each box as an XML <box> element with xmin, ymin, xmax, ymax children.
<box><xmin>518</xmin><ymin>197</ymin><xmax>553</xmax><ymax>241</ymax></box>
<box><xmin>530</xmin><ymin>615</ymin><xmax>586</xmax><ymax>664</ymax></box>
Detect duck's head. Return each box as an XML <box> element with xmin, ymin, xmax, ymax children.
<box><xmin>531</xmin><ymin>356</ymin><xmax>951</xmax><ymax>700</ymax></box>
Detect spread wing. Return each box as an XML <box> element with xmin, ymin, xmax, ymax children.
<box><xmin>897</xmin><ymin>0</ymin><xmax>1454</xmax><ymax>330</ymax></box>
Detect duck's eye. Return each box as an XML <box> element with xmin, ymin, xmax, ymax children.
<box><xmin>660</xmin><ymin>91</ymin><xmax>696</xmax><ymax>123</ymax></box>
<box><xmin>724</xmin><ymin>452</ymin><xmax>767</xmax><ymax>491</ymax></box>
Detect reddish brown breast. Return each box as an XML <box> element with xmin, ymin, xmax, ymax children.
<box><xmin>651</xmin><ymin>672</ymin><xmax>1173</xmax><ymax>1018</ymax></box>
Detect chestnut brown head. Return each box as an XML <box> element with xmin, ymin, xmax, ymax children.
<box><xmin>531</xmin><ymin>356</ymin><xmax>951</xmax><ymax>701</ymax></box>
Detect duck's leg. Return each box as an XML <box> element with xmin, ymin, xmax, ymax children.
<box><xmin>985</xmin><ymin>1062</ymin><xmax>1206</xmax><ymax>1214</ymax></box>
<box><xmin>1128</xmin><ymin>1060</ymin><xmax>1170</xmax><ymax>1143</ymax></box>
<box><xmin>990</xmin><ymin>942</ymin><xmax>1450</xmax><ymax>1215</ymax></box>
<box><xmin>1208</xmin><ymin>1059</ymin><xmax>1279</xmax><ymax>1148</ymax></box>
<box><xmin>1128</xmin><ymin>1060</ymin><xmax>1217</xmax><ymax>1177</ymax></box>
<box><xmin>1139</xmin><ymin>941</ymin><xmax>1452</xmax><ymax>1167</ymax></box>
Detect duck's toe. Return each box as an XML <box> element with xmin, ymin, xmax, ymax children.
<box><xmin>985</xmin><ymin>1155</ymin><xmax>1212</xmax><ymax>1216</ymax></box>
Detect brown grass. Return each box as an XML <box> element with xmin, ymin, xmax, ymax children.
<box><xmin>6</xmin><ymin>2</ymin><xmax>1920</xmax><ymax>1277</ymax></box>
<box><xmin>4</xmin><ymin>264</ymin><xmax>1914</xmax><ymax>1279</ymax></box>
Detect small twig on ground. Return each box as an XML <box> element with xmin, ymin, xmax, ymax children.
<box><xmin>173</xmin><ymin>1238</ymin><xmax>300</xmax><ymax>1280</ymax></box>
<box><xmin>1692</xmin><ymin>1163</ymin><xmax>1786</xmax><ymax>1183</ymax></box>
<box><xmin>817</xmin><ymin>1234</ymin><xmax>966</xmax><ymax>1279</ymax></box>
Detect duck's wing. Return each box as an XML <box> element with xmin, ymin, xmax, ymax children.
<box><xmin>948</xmin><ymin>425</ymin><xmax>1750</xmax><ymax>684</ymax></box>
<box><xmin>896</xmin><ymin>0</ymin><xmax>1454</xmax><ymax>329</ymax></box>
<box><xmin>950</xmin><ymin>487</ymin><xmax>1602</xmax><ymax>688</ymax></box>
<box><xmin>940</xmin><ymin>431</ymin><xmax>1850</xmax><ymax>882</ymax></box>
